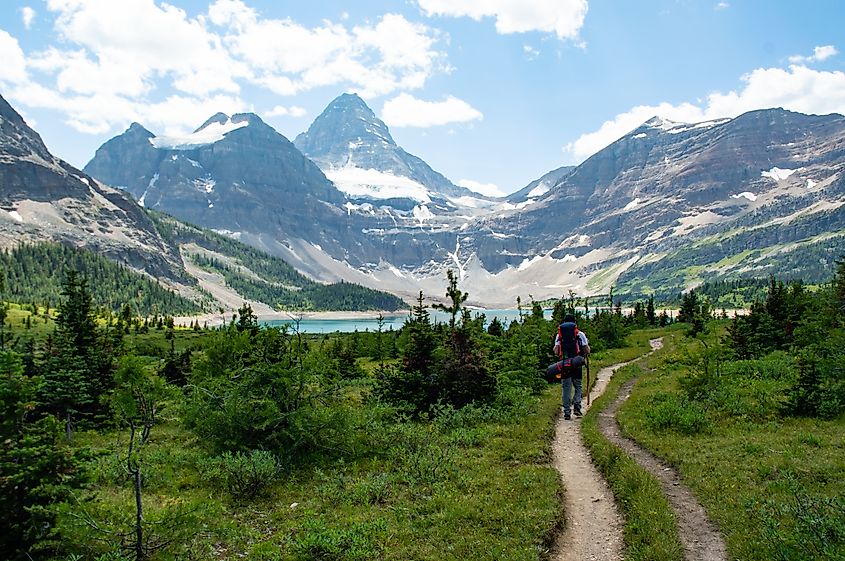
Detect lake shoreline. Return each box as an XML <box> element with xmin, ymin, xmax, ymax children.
<box><xmin>174</xmin><ymin>309</ymin><xmax>409</xmax><ymax>328</ymax></box>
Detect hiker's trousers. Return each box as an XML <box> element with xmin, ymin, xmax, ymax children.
<box><xmin>561</xmin><ymin>369</ymin><xmax>582</xmax><ymax>414</ymax></box>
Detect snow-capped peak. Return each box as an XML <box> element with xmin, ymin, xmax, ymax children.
<box><xmin>643</xmin><ymin>116</ymin><xmax>682</xmax><ymax>131</ymax></box>
<box><xmin>150</xmin><ymin>115</ymin><xmax>249</xmax><ymax>150</ymax></box>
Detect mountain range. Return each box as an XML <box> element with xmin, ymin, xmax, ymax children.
<box><xmin>6</xmin><ymin>88</ymin><xmax>845</xmax><ymax>309</ymax></box>
<box><xmin>0</xmin><ymin>93</ymin><xmax>404</xmax><ymax>315</ymax></box>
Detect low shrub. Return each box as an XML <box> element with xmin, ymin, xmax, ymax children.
<box><xmin>752</xmin><ymin>474</ymin><xmax>845</xmax><ymax>561</ymax></box>
<box><xmin>643</xmin><ymin>392</ymin><xmax>710</xmax><ymax>435</ymax></box>
<box><xmin>200</xmin><ymin>450</ymin><xmax>281</xmax><ymax>500</ymax></box>
<box><xmin>292</xmin><ymin>518</ymin><xmax>386</xmax><ymax>561</ymax></box>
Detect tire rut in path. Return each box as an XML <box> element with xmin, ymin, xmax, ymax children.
<box><xmin>597</xmin><ymin>363</ymin><xmax>728</xmax><ymax>561</ymax></box>
<box><xmin>551</xmin><ymin>351</ymin><xmax>650</xmax><ymax>561</ymax></box>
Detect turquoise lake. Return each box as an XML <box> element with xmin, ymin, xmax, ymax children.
<box><xmin>262</xmin><ymin>308</ymin><xmax>553</xmax><ymax>333</ymax></box>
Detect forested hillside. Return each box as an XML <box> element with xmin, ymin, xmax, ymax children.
<box><xmin>0</xmin><ymin>243</ymin><xmax>202</xmax><ymax>315</ymax></box>
<box><xmin>151</xmin><ymin>212</ymin><xmax>406</xmax><ymax>311</ymax></box>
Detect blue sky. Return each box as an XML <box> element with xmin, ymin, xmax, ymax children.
<box><xmin>1</xmin><ymin>1</ymin><xmax>843</xmax><ymax>196</ymax></box>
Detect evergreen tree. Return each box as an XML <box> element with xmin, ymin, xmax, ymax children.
<box><xmin>403</xmin><ymin>292</ymin><xmax>437</xmax><ymax>377</ymax></box>
<box><xmin>487</xmin><ymin>316</ymin><xmax>504</xmax><ymax>337</ymax></box>
<box><xmin>432</xmin><ymin>269</ymin><xmax>468</xmax><ymax>329</ymax></box>
<box><xmin>39</xmin><ymin>272</ymin><xmax>117</xmax><ymax>435</ymax></box>
<box><xmin>1</xmin><ymin>351</ymin><xmax>86</xmax><ymax>560</ymax></box>
<box><xmin>646</xmin><ymin>295</ymin><xmax>656</xmax><ymax>325</ymax></box>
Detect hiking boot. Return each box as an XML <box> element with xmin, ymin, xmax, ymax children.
<box><xmin>574</xmin><ymin>407</ymin><xmax>582</xmax><ymax>417</ymax></box>
<box><xmin>564</xmin><ymin>413</ymin><xmax>571</xmax><ymax>420</ymax></box>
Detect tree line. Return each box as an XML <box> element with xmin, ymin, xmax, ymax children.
<box><xmin>0</xmin><ymin>243</ymin><xmax>201</xmax><ymax>315</ymax></box>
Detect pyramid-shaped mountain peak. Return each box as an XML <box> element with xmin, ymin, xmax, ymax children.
<box><xmin>294</xmin><ymin>93</ymin><xmax>395</xmax><ymax>158</ymax></box>
<box><xmin>195</xmin><ymin>112</ymin><xmax>231</xmax><ymax>133</ymax></box>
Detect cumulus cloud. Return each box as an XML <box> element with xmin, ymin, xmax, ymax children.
<box><xmin>3</xmin><ymin>0</ymin><xmax>450</xmax><ymax>139</ymax></box>
<box><xmin>21</xmin><ymin>7</ymin><xmax>36</xmax><ymax>29</ymax></box>
<box><xmin>42</xmin><ymin>0</ymin><xmax>244</xmax><ymax>97</ymax></box>
<box><xmin>381</xmin><ymin>93</ymin><xmax>483</xmax><ymax>127</ymax></box>
<box><xmin>0</xmin><ymin>30</ymin><xmax>29</xmax><ymax>84</ymax></box>
<box><xmin>523</xmin><ymin>44</ymin><xmax>540</xmax><ymax>60</ymax></box>
<box><xmin>788</xmin><ymin>45</ymin><xmax>838</xmax><ymax>65</ymax></box>
<box><xmin>418</xmin><ymin>0</ymin><xmax>588</xmax><ymax>40</ymax></box>
<box><xmin>458</xmin><ymin>178</ymin><xmax>506</xmax><ymax>197</ymax></box>
<box><xmin>715</xmin><ymin>2</ymin><xmax>730</xmax><ymax>10</ymax></box>
<box><xmin>564</xmin><ymin>63</ymin><xmax>845</xmax><ymax>162</ymax></box>
<box><xmin>265</xmin><ymin>105</ymin><xmax>307</xmax><ymax>118</ymax></box>
<box><xmin>210</xmin><ymin>1</ymin><xmax>445</xmax><ymax>97</ymax></box>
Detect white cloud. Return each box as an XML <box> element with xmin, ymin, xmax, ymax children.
<box><xmin>788</xmin><ymin>45</ymin><xmax>838</xmax><ymax>65</ymax></box>
<box><xmin>523</xmin><ymin>44</ymin><xmax>540</xmax><ymax>60</ymax></box>
<box><xmin>564</xmin><ymin>63</ymin><xmax>845</xmax><ymax>162</ymax></box>
<box><xmin>21</xmin><ymin>7</ymin><xmax>36</xmax><ymax>29</ymax></box>
<box><xmin>458</xmin><ymin>178</ymin><xmax>506</xmax><ymax>197</ymax></box>
<box><xmin>6</xmin><ymin>80</ymin><xmax>248</xmax><ymax>136</ymax></box>
<box><xmin>382</xmin><ymin>93</ymin><xmax>483</xmax><ymax>127</ymax></box>
<box><xmin>0</xmin><ymin>30</ymin><xmax>29</xmax><ymax>84</ymax></box>
<box><xmin>266</xmin><ymin>105</ymin><xmax>307</xmax><ymax>118</ymax></box>
<box><xmin>715</xmin><ymin>2</ymin><xmax>730</xmax><ymax>10</ymax></box>
<box><xmin>418</xmin><ymin>0</ymin><xmax>588</xmax><ymax>40</ymax></box>
<box><xmin>210</xmin><ymin>1</ymin><xmax>445</xmax><ymax>97</ymax></box>
<box><xmin>4</xmin><ymin>0</ymin><xmax>450</xmax><ymax>140</ymax></box>
<box><xmin>41</xmin><ymin>0</ymin><xmax>243</xmax><ymax>97</ymax></box>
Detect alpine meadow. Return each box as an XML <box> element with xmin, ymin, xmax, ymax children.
<box><xmin>1</xmin><ymin>1</ymin><xmax>844</xmax><ymax>560</ymax></box>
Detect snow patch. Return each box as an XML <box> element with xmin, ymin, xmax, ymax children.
<box><xmin>761</xmin><ymin>167</ymin><xmax>797</xmax><ymax>181</ymax></box>
<box><xmin>517</xmin><ymin>253</ymin><xmax>576</xmax><ymax>272</ymax></box>
<box><xmin>518</xmin><ymin>255</ymin><xmax>544</xmax><ymax>271</ymax></box>
<box><xmin>150</xmin><ymin>118</ymin><xmax>248</xmax><ymax>150</ymax></box>
<box><xmin>731</xmin><ymin>192</ymin><xmax>758</xmax><ymax>202</ymax></box>
<box><xmin>138</xmin><ymin>173</ymin><xmax>159</xmax><ymax>207</ymax></box>
<box><xmin>325</xmin><ymin>165</ymin><xmax>432</xmax><ymax>203</ymax></box>
<box><xmin>7</xmin><ymin>210</ymin><xmax>23</xmax><ymax>222</ymax></box>
<box><xmin>645</xmin><ymin>116</ymin><xmax>681</xmax><ymax>131</ymax></box>
<box><xmin>693</xmin><ymin>118</ymin><xmax>730</xmax><ymax>129</ymax></box>
<box><xmin>448</xmin><ymin>195</ymin><xmax>497</xmax><ymax>209</ymax></box>
<box><xmin>344</xmin><ymin>201</ymin><xmax>375</xmax><ymax>215</ymax></box>
<box><xmin>806</xmin><ymin>179</ymin><xmax>817</xmax><ymax>188</ymax></box>
<box><xmin>194</xmin><ymin>178</ymin><xmax>216</xmax><ymax>193</ymax></box>
<box><xmin>623</xmin><ymin>198</ymin><xmax>641</xmax><ymax>211</ymax></box>
<box><xmin>527</xmin><ymin>182</ymin><xmax>550</xmax><ymax>198</ymax></box>
<box><xmin>448</xmin><ymin>239</ymin><xmax>465</xmax><ymax>279</ymax></box>
<box><xmin>412</xmin><ymin>204</ymin><xmax>434</xmax><ymax>225</ymax></box>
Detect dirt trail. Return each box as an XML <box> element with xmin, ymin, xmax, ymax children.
<box><xmin>550</xmin><ymin>343</ymin><xmax>660</xmax><ymax>561</ymax></box>
<box><xmin>597</xmin><ymin>344</ymin><xmax>728</xmax><ymax>561</ymax></box>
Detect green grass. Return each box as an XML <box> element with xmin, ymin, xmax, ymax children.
<box><xmin>579</xmin><ymin>327</ymin><xmax>686</xmax><ymax>561</ymax></box>
<box><xmin>615</xmin><ymin>330</ymin><xmax>845</xmax><ymax>561</ymax></box>
<box><xmin>62</xmin><ymin>384</ymin><xmax>568</xmax><ymax>560</ymax></box>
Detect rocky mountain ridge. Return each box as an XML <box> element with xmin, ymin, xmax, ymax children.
<box><xmin>84</xmin><ymin>92</ymin><xmax>845</xmax><ymax>306</ymax></box>
<box><xmin>0</xmin><ymin>92</ymin><xmax>405</xmax><ymax>314</ymax></box>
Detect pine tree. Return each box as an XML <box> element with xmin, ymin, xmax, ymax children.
<box><xmin>1</xmin><ymin>351</ymin><xmax>86</xmax><ymax>558</ymax></box>
<box><xmin>432</xmin><ymin>269</ymin><xmax>468</xmax><ymax>329</ymax></box>
<box><xmin>646</xmin><ymin>295</ymin><xmax>656</xmax><ymax>325</ymax></box>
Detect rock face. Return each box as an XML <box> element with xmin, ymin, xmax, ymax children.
<box><xmin>85</xmin><ymin>100</ymin><xmax>845</xmax><ymax>306</ymax></box>
<box><xmin>294</xmin><ymin>93</ymin><xmax>481</xmax><ymax>207</ymax></box>
<box><xmin>84</xmin><ymin>103</ymin><xmax>469</xmax><ymax>293</ymax></box>
<box><xmin>469</xmin><ymin>109</ymin><xmax>845</xmax><ymax>298</ymax></box>
<box><xmin>85</xmin><ymin>112</ymin><xmax>346</xmax><ymax>236</ymax></box>
<box><xmin>0</xmin><ymin>93</ymin><xmax>187</xmax><ymax>283</ymax></box>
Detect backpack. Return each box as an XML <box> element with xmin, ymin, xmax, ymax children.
<box><xmin>546</xmin><ymin>355</ymin><xmax>586</xmax><ymax>381</ymax></box>
<box><xmin>557</xmin><ymin>321</ymin><xmax>581</xmax><ymax>359</ymax></box>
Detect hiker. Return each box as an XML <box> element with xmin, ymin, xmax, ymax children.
<box><xmin>553</xmin><ymin>313</ymin><xmax>590</xmax><ymax>420</ymax></box>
